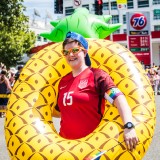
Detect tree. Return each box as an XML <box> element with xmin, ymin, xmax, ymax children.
<box><xmin>0</xmin><ymin>0</ymin><xmax>36</xmax><ymax>68</ymax></box>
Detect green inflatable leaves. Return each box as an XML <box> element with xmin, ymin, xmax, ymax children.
<box><xmin>40</xmin><ymin>8</ymin><xmax>122</xmax><ymax>42</ymax></box>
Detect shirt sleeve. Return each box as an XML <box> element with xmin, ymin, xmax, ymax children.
<box><xmin>92</xmin><ymin>68</ymin><xmax>117</xmax><ymax>96</ymax></box>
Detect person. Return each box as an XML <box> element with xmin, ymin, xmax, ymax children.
<box><xmin>8</xmin><ymin>67</ymin><xmax>17</xmax><ymax>87</ymax></box>
<box><xmin>15</xmin><ymin>65</ymin><xmax>23</xmax><ymax>81</ymax></box>
<box><xmin>0</xmin><ymin>70</ymin><xmax>12</xmax><ymax>118</ymax></box>
<box><xmin>153</xmin><ymin>70</ymin><xmax>160</xmax><ymax>95</ymax></box>
<box><xmin>54</xmin><ymin>31</ymin><xmax>138</xmax><ymax>151</ymax></box>
<box><xmin>157</xmin><ymin>65</ymin><xmax>160</xmax><ymax>76</ymax></box>
<box><xmin>157</xmin><ymin>66</ymin><xmax>160</xmax><ymax>94</ymax></box>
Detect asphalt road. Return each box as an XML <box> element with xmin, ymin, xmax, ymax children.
<box><xmin>0</xmin><ymin>96</ymin><xmax>159</xmax><ymax>160</ymax></box>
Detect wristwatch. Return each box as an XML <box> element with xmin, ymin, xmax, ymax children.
<box><xmin>124</xmin><ymin>122</ymin><xmax>135</xmax><ymax>129</ymax></box>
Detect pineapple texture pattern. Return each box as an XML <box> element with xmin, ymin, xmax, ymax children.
<box><xmin>5</xmin><ymin>39</ymin><xmax>156</xmax><ymax>160</ymax></box>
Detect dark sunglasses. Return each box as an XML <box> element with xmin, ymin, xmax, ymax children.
<box><xmin>62</xmin><ymin>47</ymin><xmax>85</xmax><ymax>56</ymax></box>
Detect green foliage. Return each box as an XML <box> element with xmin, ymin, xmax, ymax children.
<box><xmin>0</xmin><ymin>0</ymin><xmax>36</xmax><ymax>68</ymax></box>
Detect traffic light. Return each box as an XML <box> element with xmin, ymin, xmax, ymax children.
<box><xmin>54</xmin><ymin>0</ymin><xmax>63</xmax><ymax>14</ymax></box>
<box><xmin>95</xmin><ymin>0</ymin><xmax>103</xmax><ymax>15</ymax></box>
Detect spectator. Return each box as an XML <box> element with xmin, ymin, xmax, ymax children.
<box><xmin>157</xmin><ymin>66</ymin><xmax>160</xmax><ymax>94</ymax></box>
<box><xmin>15</xmin><ymin>65</ymin><xmax>23</xmax><ymax>81</ymax></box>
<box><xmin>153</xmin><ymin>71</ymin><xmax>160</xmax><ymax>95</ymax></box>
<box><xmin>8</xmin><ymin>67</ymin><xmax>17</xmax><ymax>87</ymax></box>
<box><xmin>0</xmin><ymin>70</ymin><xmax>12</xmax><ymax>117</ymax></box>
<box><xmin>157</xmin><ymin>65</ymin><xmax>160</xmax><ymax>76</ymax></box>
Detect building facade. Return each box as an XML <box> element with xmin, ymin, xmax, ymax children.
<box><xmin>54</xmin><ymin>0</ymin><xmax>160</xmax><ymax>66</ymax></box>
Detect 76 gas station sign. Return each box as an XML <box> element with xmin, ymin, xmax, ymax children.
<box><xmin>130</xmin><ymin>13</ymin><xmax>147</xmax><ymax>30</ymax></box>
<box><xmin>127</xmin><ymin>12</ymin><xmax>151</xmax><ymax>65</ymax></box>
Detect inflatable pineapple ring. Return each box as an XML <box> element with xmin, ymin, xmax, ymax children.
<box><xmin>5</xmin><ymin>8</ymin><xmax>156</xmax><ymax>160</ymax></box>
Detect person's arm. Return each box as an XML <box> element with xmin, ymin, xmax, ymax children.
<box><xmin>104</xmin><ymin>88</ymin><xmax>139</xmax><ymax>151</ymax></box>
<box><xmin>113</xmin><ymin>95</ymin><xmax>132</xmax><ymax>124</ymax></box>
<box><xmin>114</xmin><ymin>95</ymin><xmax>139</xmax><ymax>151</ymax></box>
<box><xmin>4</xmin><ymin>76</ymin><xmax>12</xmax><ymax>91</ymax></box>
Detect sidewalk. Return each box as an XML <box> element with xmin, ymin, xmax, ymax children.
<box><xmin>0</xmin><ymin>96</ymin><xmax>159</xmax><ymax>160</ymax></box>
<box><xmin>143</xmin><ymin>95</ymin><xmax>160</xmax><ymax>160</ymax></box>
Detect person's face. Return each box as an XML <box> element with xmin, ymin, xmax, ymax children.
<box><xmin>63</xmin><ymin>41</ymin><xmax>86</xmax><ymax>69</ymax></box>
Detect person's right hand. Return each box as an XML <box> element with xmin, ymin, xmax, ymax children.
<box><xmin>124</xmin><ymin>128</ymin><xmax>139</xmax><ymax>151</ymax></box>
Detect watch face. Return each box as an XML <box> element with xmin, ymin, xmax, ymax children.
<box><xmin>124</xmin><ymin>122</ymin><xmax>134</xmax><ymax>129</ymax></box>
<box><xmin>128</xmin><ymin>122</ymin><xmax>132</xmax><ymax>128</ymax></box>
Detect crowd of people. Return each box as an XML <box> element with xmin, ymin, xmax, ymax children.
<box><xmin>0</xmin><ymin>63</ymin><xmax>23</xmax><ymax>117</ymax></box>
<box><xmin>145</xmin><ymin>65</ymin><xmax>160</xmax><ymax>95</ymax></box>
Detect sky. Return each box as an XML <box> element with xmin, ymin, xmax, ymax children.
<box><xmin>23</xmin><ymin>0</ymin><xmax>55</xmax><ymax>20</ymax></box>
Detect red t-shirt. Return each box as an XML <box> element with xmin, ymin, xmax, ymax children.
<box><xmin>55</xmin><ymin>68</ymin><xmax>116</xmax><ymax>139</ymax></box>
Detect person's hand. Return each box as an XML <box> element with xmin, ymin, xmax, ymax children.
<box><xmin>124</xmin><ymin>128</ymin><xmax>139</xmax><ymax>151</ymax></box>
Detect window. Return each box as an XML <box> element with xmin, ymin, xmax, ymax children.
<box><xmin>37</xmin><ymin>35</ymin><xmax>41</xmax><ymax>41</ymax></box>
<box><xmin>154</xmin><ymin>25</ymin><xmax>160</xmax><ymax>31</ymax></box>
<box><xmin>65</xmin><ymin>7</ymin><xmax>74</xmax><ymax>16</ymax></box>
<box><xmin>102</xmin><ymin>2</ymin><xmax>116</xmax><ymax>11</ymax></box>
<box><xmin>153</xmin><ymin>10</ymin><xmax>160</xmax><ymax>20</ymax></box>
<box><xmin>153</xmin><ymin>14</ymin><xmax>160</xmax><ymax>20</ymax></box>
<box><xmin>153</xmin><ymin>0</ymin><xmax>160</xmax><ymax>4</ymax></box>
<box><xmin>43</xmin><ymin>38</ymin><xmax>47</xmax><ymax>42</ymax></box>
<box><xmin>112</xmin><ymin>15</ymin><xmax>119</xmax><ymax>24</ymax></box>
<box><xmin>127</xmin><ymin>0</ymin><xmax>134</xmax><ymax>9</ymax></box>
<box><xmin>123</xmin><ymin>29</ymin><xmax>127</xmax><ymax>34</ymax></box>
<box><xmin>138</xmin><ymin>0</ymin><xmax>149</xmax><ymax>8</ymax></box>
<box><xmin>111</xmin><ymin>2</ymin><xmax>117</xmax><ymax>10</ymax></box>
<box><xmin>123</xmin><ymin>15</ymin><xmax>126</xmax><ymax>24</ymax></box>
<box><xmin>82</xmin><ymin>4</ymin><xmax>89</xmax><ymax>10</ymax></box>
<box><xmin>113</xmin><ymin>29</ymin><xmax>120</xmax><ymax>34</ymax></box>
<box><xmin>103</xmin><ymin>2</ymin><xmax>109</xmax><ymax>10</ymax></box>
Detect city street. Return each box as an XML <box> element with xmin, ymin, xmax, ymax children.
<box><xmin>0</xmin><ymin>96</ymin><xmax>159</xmax><ymax>160</ymax></box>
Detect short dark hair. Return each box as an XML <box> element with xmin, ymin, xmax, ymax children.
<box><xmin>18</xmin><ymin>65</ymin><xmax>23</xmax><ymax>70</ymax></box>
<box><xmin>62</xmin><ymin>39</ymin><xmax>82</xmax><ymax>49</ymax></box>
<box><xmin>1</xmin><ymin>70</ymin><xmax>7</xmax><ymax>75</ymax></box>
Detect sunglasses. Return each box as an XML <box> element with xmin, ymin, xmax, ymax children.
<box><xmin>62</xmin><ymin>47</ymin><xmax>85</xmax><ymax>56</ymax></box>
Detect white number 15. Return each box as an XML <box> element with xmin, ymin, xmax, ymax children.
<box><xmin>63</xmin><ymin>91</ymin><xmax>74</xmax><ymax>106</ymax></box>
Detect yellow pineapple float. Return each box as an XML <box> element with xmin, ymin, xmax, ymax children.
<box><xmin>5</xmin><ymin>8</ymin><xmax>156</xmax><ymax>160</ymax></box>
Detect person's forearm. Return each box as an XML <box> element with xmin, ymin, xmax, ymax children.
<box><xmin>113</xmin><ymin>95</ymin><xmax>133</xmax><ymax>124</ymax></box>
<box><xmin>4</xmin><ymin>78</ymin><xmax>12</xmax><ymax>91</ymax></box>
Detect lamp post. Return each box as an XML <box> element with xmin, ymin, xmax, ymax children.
<box><xmin>108</xmin><ymin>0</ymin><xmax>113</xmax><ymax>41</ymax></box>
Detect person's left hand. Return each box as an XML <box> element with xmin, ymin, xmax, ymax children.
<box><xmin>124</xmin><ymin>128</ymin><xmax>139</xmax><ymax>151</ymax></box>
